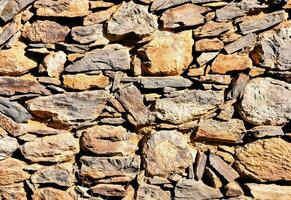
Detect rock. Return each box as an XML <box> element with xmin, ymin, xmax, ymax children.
<box><xmin>226</xmin><ymin>74</ymin><xmax>250</xmax><ymax>100</ymax></box>
<box><xmin>224</xmin><ymin>33</ymin><xmax>256</xmax><ymax>54</ymax></box>
<box><xmin>23</xmin><ymin>120</ymin><xmax>70</xmax><ymax>136</ymax></box>
<box><xmin>155</xmin><ymin>90</ymin><xmax>224</xmax><ymax>124</ymax></box>
<box><xmin>90</xmin><ymin>1</ymin><xmax>114</xmax><ymax>9</ymax></box>
<box><xmin>0</xmin><ymin>14</ymin><xmax>22</xmax><ymax>46</ymax></box>
<box><xmin>195</xmin><ymin>38</ymin><xmax>224</xmax><ymax>51</ymax></box>
<box><xmin>80</xmin><ymin>155</ymin><xmax>140</xmax><ymax>181</ymax></box>
<box><xmin>197</xmin><ymin>74</ymin><xmax>232</xmax><ymax>85</ymax></box>
<box><xmin>138</xmin><ymin>30</ymin><xmax>193</xmax><ymax>76</ymax></box>
<box><xmin>235</xmin><ymin>138</ymin><xmax>291</xmax><ymax>182</ymax></box>
<box><xmin>116</xmin><ymin>85</ymin><xmax>154</xmax><ymax>126</ymax></box>
<box><xmin>0</xmin><ymin>158</ymin><xmax>30</xmax><ymax>185</ymax></box>
<box><xmin>20</xmin><ymin>133</ymin><xmax>79</xmax><ymax>163</ymax></box>
<box><xmin>80</xmin><ymin>125</ymin><xmax>139</xmax><ymax>156</ymax></box>
<box><xmin>22</xmin><ymin>20</ymin><xmax>70</xmax><ymax>43</ymax></box>
<box><xmin>197</xmin><ymin>52</ymin><xmax>219</xmax><ymax>66</ymax></box>
<box><xmin>217</xmin><ymin>105</ymin><xmax>235</xmax><ymax>121</ymax></box>
<box><xmin>32</xmin><ymin>187</ymin><xmax>74</xmax><ymax>200</ymax></box>
<box><xmin>0</xmin><ymin>113</ymin><xmax>25</xmax><ymax>137</ymax></box>
<box><xmin>136</xmin><ymin>184</ymin><xmax>171</xmax><ymax>200</ymax></box>
<box><xmin>204</xmin><ymin>167</ymin><xmax>223</xmax><ymax>188</ymax></box>
<box><xmin>150</xmin><ymin>0</ymin><xmax>190</xmax><ymax>11</ymax></box>
<box><xmin>160</xmin><ymin>4</ymin><xmax>208</xmax><ymax>29</ymax></box>
<box><xmin>63</xmin><ymin>74</ymin><xmax>109</xmax><ymax>90</ymax></box>
<box><xmin>211</xmin><ymin>54</ymin><xmax>252</xmax><ymax>74</ymax></box>
<box><xmin>174</xmin><ymin>179</ymin><xmax>223</xmax><ymax>200</ymax></box>
<box><xmin>39</xmin><ymin>51</ymin><xmax>66</xmax><ymax>78</ymax></box>
<box><xmin>26</xmin><ymin>90</ymin><xmax>110</xmax><ymax>125</ymax></box>
<box><xmin>142</xmin><ymin>130</ymin><xmax>194</xmax><ymax>177</ymax></box>
<box><xmin>0</xmin><ymin>136</ymin><xmax>19</xmax><ymax>160</ymax></box>
<box><xmin>0</xmin><ymin>183</ymin><xmax>27</xmax><ymax>200</ymax></box>
<box><xmin>0</xmin><ymin>0</ymin><xmax>35</xmax><ymax>22</ymax></box>
<box><xmin>209</xmin><ymin>153</ymin><xmax>240</xmax><ymax>182</ymax></box>
<box><xmin>247</xmin><ymin>125</ymin><xmax>284</xmax><ymax>138</ymax></box>
<box><xmin>71</xmin><ymin>24</ymin><xmax>108</xmax><ymax>44</ymax></box>
<box><xmin>83</xmin><ymin>5</ymin><xmax>118</xmax><ymax>25</ymax></box>
<box><xmin>238</xmin><ymin>77</ymin><xmax>291</xmax><ymax>125</ymax></box>
<box><xmin>34</xmin><ymin>0</ymin><xmax>89</xmax><ymax>17</ymax></box>
<box><xmin>107</xmin><ymin>1</ymin><xmax>158</xmax><ymax>38</ymax></box>
<box><xmin>225</xmin><ymin>182</ymin><xmax>244</xmax><ymax>197</ymax></box>
<box><xmin>65</xmin><ymin>44</ymin><xmax>130</xmax><ymax>72</ymax></box>
<box><xmin>194</xmin><ymin>21</ymin><xmax>233</xmax><ymax>38</ymax></box>
<box><xmin>194</xmin><ymin>151</ymin><xmax>207</xmax><ymax>180</ymax></box>
<box><xmin>90</xmin><ymin>184</ymin><xmax>127</xmax><ymax>197</ymax></box>
<box><xmin>246</xmin><ymin>183</ymin><xmax>291</xmax><ymax>200</ymax></box>
<box><xmin>140</xmin><ymin>77</ymin><xmax>192</xmax><ymax>89</ymax></box>
<box><xmin>239</xmin><ymin>11</ymin><xmax>288</xmax><ymax>34</ymax></box>
<box><xmin>0</xmin><ymin>77</ymin><xmax>50</xmax><ymax>96</ymax></box>
<box><xmin>0</xmin><ymin>42</ymin><xmax>37</xmax><ymax>76</ymax></box>
<box><xmin>194</xmin><ymin>119</ymin><xmax>246</xmax><ymax>144</ymax></box>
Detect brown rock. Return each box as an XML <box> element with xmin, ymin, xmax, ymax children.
<box><xmin>90</xmin><ymin>184</ymin><xmax>127</xmax><ymax>197</ymax></box>
<box><xmin>226</xmin><ymin>73</ymin><xmax>250</xmax><ymax>100</ymax></box>
<box><xmin>204</xmin><ymin>167</ymin><xmax>223</xmax><ymax>188</ymax></box>
<box><xmin>0</xmin><ymin>13</ymin><xmax>22</xmax><ymax>46</ymax></box>
<box><xmin>194</xmin><ymin>21</ymin><xmax>233</xmax><ymax>38</ymax></box>
<box><xmin>71</xmin><ymin>24</ymin><xmax>108</xmax><ymax>44</ymax></box>
<box><xmin>22</xmin><ymin>120</ymin><xmax>69</xmax><ymax>136</ymax></box>
<box><xmin>0</xmin><ymin>113</ymin><xmax>25</xmax><ymax>137</ymax></box>
<box><xmin>194</xmin><ymin>151</ymin><xmax>207</xmax><ymax>180</ymax></box>
<box><xmin>0</xmin><ymin>0</ymin><xmax>35</xmax><ymax>22</ymax></box>
<box><xmin>225</xmin><ymin>182</ymin><xmax>244</xmax><ymax>197</ymax></box>
<box><xmin>195</xmin><ymin>38</ymin><xmax>224</xmax><ymax>51</ymax></box>
<box><xmin>246</xmin><ymin>183</ymin><xmax>291</xmax><ymax>200</ymax></box>
<box><xmin>139</xmin><ymin>30</ymin><xmax>193</xmax><ymax>76</ymax></box>
<box><xmin>198</xmin><ymin>74</ymin><xmax>232</xmax><ymax>85</ymax></box>
<box><xmin>32</xmin><ymin>187</ymin><xmax>74</xmax><ymax>200</ymax></box>
<box><xmin>224</xmin><ymin>33</ymin><xmax>256</xmax><ymax>54</ymax></box>
<box><xmin>83</xmin><ymin>5</ymin><xmax>118</xmax><ymax>25</ymax></box>
<box><xmin>247</xmin><ymin>125</ymin><xmax>284</xmax><ymax>139</ymax></box>
<box><xmin>136</xmin><ymin>184</ymin><xmax>171</xmax><ymax>200</ymax></box>
<box><xmin>39</xmin><ymin>51</ymin><xmax>66</xmax><ymax>78</ymax></box>
<box><xmin>0</xmin><ymin>183</ymin><xmax>27</xmax><ymax>200</ymax></box>
<box><xmin>150</xmin><ymin>0</ymin><xmax>190</xmax><ymax>11</ymax></box>
<box><xmin>22</xmin><ymin>20</ymin><xmax>69</xmax><ymax>43</ymax></box>
<box><xmin>235</xmin><ymin>138</ymin><xmax>291</xmax><ymax>182</ymax></box>
<box><xmin>90</xmin><ymin>1</ymin><xmax>114</xmax><ymax>9</ymax></box>
<box><xmin>0</xmin><ymin>136</ymin><xmax>19</xmax><ymax>160</ymax></box>
<box><xmin>211</xmin><ymin>54</ymin><xmax>252</xmax><ymax>74</ymax></box>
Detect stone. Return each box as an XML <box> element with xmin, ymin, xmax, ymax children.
<box><xmin>71</xmin><ymin>24</ymin><xmax>108</xmax><ymax>44</ymax></box>
<box><xmin>197</xmin><ymin>52</ymin><xmax>219</xmax><ymax>66</ymax></box>
<box><xmin>216</xmin><ymin>105</ymin><xmax>235</xmax><ymax>121</ymax></box>
<box><xmin>0</xmin><ymin>14</ymin><xmax>22</xmax><ymax>46</ymax></box>
<box><xmin>0</xmin><ymin>113</ymin><xmax>25</xmax><ymax>137</ymax></box>
<box><xmin>224</xmin><ymin>33</ymin><xmax>256</xmax><ymax>54</ymax></box>
<box><xmin>150</xmin><ymin>0</ymin><xmax>190</xmax><ymax>11</ymax></box>
<box><xmin>65</xmin><ymin>44</ymin><xmax>130</xmax><ymax>72</ymax></box>
<box><xmin>90</xmin><ymin>184</ymin><xmax>127</xmax><ymax>197</ymax></box>
<box><xmin>226</xmin><ymin>73</ymin><xmax>250</xmax><ymax>100</ymax></box>
<box><xmin>26</xmin><ymin>90</ymin><xmax>110</xmax><ymax>125</ymax></box>
<box><xmin>211</xmin><ymin>54</ymin><xmax>252</xmax><ymax>74</ymax></box>
<box><xmin>197</xmin><ymin>75</ymin><xmax>232</xmax><ymax>85</ymax></box>
<box><xmin>140</xmin><ymin>77</ymin><xmax>192</xmax><ymax>89</ymax></box>
<box><xmin>107</xmin><ymin>1</ymin><xmax>158</xmax><ymax>38</ymax></box>
<box><xmin>34</xmin><ymin>0</ymin><xmax>89</xmax><ymax>17</ymax></box>
<box><xmin>0</xmin><ymin>158</ymin><xmax>30</xmax><ymax>185</ymax></box>
<box><xmin>20</xmin><ymin>133</ymin><xmax>79</xmax><ymax>163</ymax></box>
<box><xmin>160</xmin><ymin>4</ymin><xmax>208</xmax><ymax>29</ymax></box>
<box><xmin>23</xmin><ymin>120</ymin><xmax>69</xmax><ymax>136</ymax></box>
<box><xmin>32</xmin><ymin>187</ymin><xmax>74</xmax><ymax>200</ymax></box>
<box><xmin>238</xmin><ymin>77</ymin><xmax>291</xmax><ymax>125</ymax></box>
<box><xmin>155</xmin><ymin>90</ymin><xmax>224</xmax><ymax>124</ymax></box>
<box><xmin>235</xmin><ymin>138</ymin><xmax>291</xmax><ymax>182</ymax></box>
<box><xmin>90</xmin><ymin>1</ymin><xmax>114</xmax><ymax>9</ymax></box>
<box><xmin>80</xmin><ymin>125</ymin><xmax>139</xmax><ymax>156</ymax></box>
<box><xmin>204</xmin><ymin>167</ymin><xmax>223</xmax><ymax>188</ymax></box>
<box><xmin>0</xmin><ymin>42</ymin><xmax>37</xmax><ymax>76</ymax></box>
<box><xmin>209</xmin><ymin>153</ymin><xmax>240</xmax><ymax>182</ymax></box>
<box><xmin>116</xmin><ymin>85</ymin><xmax>154</xmax><ymax>126</ymax></box>
<box><xmin>247</xmin><ymin>125</ymin><xmax>284</xmax><ymax>138</ymax></box>
<box><xmin>39</xmin><ymin>51</ymin><xmax>66</xmax><ymax>78</ymax></box>
<box><xmin>0</xmin><ymin>77</ymin><xmax>50</xmax><ymax>96</ymax></box>
<box><xmin>22</xmin><ymin>20</ymin><xmax>69</xmax><ymax>43</ymax></box>
<box><xmin>194</xmin><ymin>151</ymin><xmax>207</xmax><ymax>180</ymax></box>
<box><xmin>174</xmin><ymin>179</ymin><xmax>223</xmax><ymax>200</ymax></box>
<box><xmin>63</xmin><ymin>74</ymin><xmax>109</xmax><ymax>90</ymax></box>
<box><xmin>0</xmin><ymin>0</ymin><xmax>35</xmax><ymax>22</ymax></box>
<box><xmin>136</xmin><ymin>184</ymin><xmax>171</xmax><ymax>200</ymax></box>
<box><xmin>195</xmin><ymin>38</ymin><xmax>224</xmax><ymax>51</ymax></box>
<box><xmin>0</xmin><ymin>136</ymin><xmax>19</xmax><ymax>160</ymax></box>
<box><xmin>142</xmin><ymin>130</ymin><xmax>194</xmax><ymax>177</ymax></box>
<box><xmin>0</xmin><ymin>183</ymin><xmax>27</xmax><ymax>200</ymax></box>
<box><xmin>83</xmin><ymin>5</ymin><xmax>117</xmax><ymax>25</ymax></box>
<box><xmin>194</xmin><ymin>21</ymin><xmax>233</xmax><ymax>38</ymax></box>
<box><xmin>246</xmin><ymin>183</ymin><xmax>291</xmax><ymax>200</ymax></box>
<box><xmin>225</xmin><ymin>182</ymin><xmax>244</xmax><ymax>197</ymax></box>
<box><xmin>138</xmin><ymin>30</ymin><xmax>193</xmax><ymax>76</ymax></box>
<box><xmin>194</xmin><ymin>119</ymin><xmax>246</xmax><ymax>144</ymax></box>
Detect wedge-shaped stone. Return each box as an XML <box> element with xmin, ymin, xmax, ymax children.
<box><xmin>0</xmin><ymin>13</ymin><xmax>22</xmax><ymax>46</ymax></box>
<box><xmin>20</xmin><ymin>133</ymin><xmax>79</xmax><ymax>163</ymax></box>
<box><xmin>0</xmin><ymin>113</ymin><xmax>25</xmax><ymax>137</ymax></box>
<box><xmin>0</xmin><ymin>0</ymin><xmax>35</xmax><ymax>22</ymax></box>
<box><xmin>246</xmin><ymin>183</ymin><xmax>291</xmax><ymax>200</ymax></box>
<box><xmin>22</xmin><ymin>120</ymin><xmax>69</xmax><ymax>136</ymax></box>
<box><xmin>136</xmin><ymin>184</ymin><xmax>171</xmax><ymax>200</ymax></box>
<box><xmin>226</xmin><ymin>73</ymin><xmax>250</xmax><ymax>100</ymax></box>
<box><xmin>0</xmin><ymin>183</ymin><xmax>27</xmax><ymax>200</ymax></box>
<box><xmin>140</xmin><ymin>76</ymin><xmax>192</xmax><ymax>89</ymax></box>
<box><xmin>247</xmin><ymin>125</ymin><xmax>284</xmax><ymax>138</ymax></box>
<box><xmin>0</xmin><ymin>136</ymin><xmax>19</xmax><ymax>160</ymax></box>
<box><xmin>83</xmin><ymin>5</ymin><xmax>118</xmax><ymax>25</ymax></box>
<box><xmin>224</xmin><ymin>33</ymin><xmax>256</xmax><ymax>54</ymax></box>
<box><xmin>90</xmin><ymin>184</ymin><xmax>127</xmax><ymax>197</ymax></box>
<box><xmin>194</xmin><ymin>21</ymin><xmax>233</xmax><ymax>38</ymax></box>
<box><xmin>32</xmin><ymin>187</ymin><xmax>74</xmax><ymax>200</ymax></box>
<box><xmin>71</xmin><ymin>24</ymin><xmax>108</xmax><ymax>44</ymax></box>
<box><xmin>63</xmin><ymin>74</ymin><xmax>109</xmax><ymax>90</ymax></box>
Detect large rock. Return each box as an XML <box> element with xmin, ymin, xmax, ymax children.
<box><xmin>32</xmin><ymin>187</ymin><xmax>74</xmax><ymax>200</ymax></box>
<box><xmin>138</xmin><ymin>30</ymin><xmax>193</xmax><ymax>76</ymax></box>
<box><xmin>235</xmin><ymin>138</ymin><xmax>291</xmax><ymax>182</ymax></box>
<box><xmin>26</xmin><ymin>90</ymin><xmax>110</xmax><ymax>125</ymax></box>
<box><xmin>20</xmin><ymin>133</ymin><xmax>79</xmax><ymax>163</ymax></box>
<box><xmin>0</xmin><ymin>183</ymin><xmax>27</xmax><ymax>200</ymax></box>
<box><xmin>0</xmin><ymin>0</ymin><xmax>35</xmax><ymax>22</ymax></box>
<box><xmin>136</xmin><ymin>184</ymin><xmax>171</xmax><ymax>200</ymax></box>
<box><xmin>155</xmin><ymin>90</ymin><xmax>224</xmax><ymax>124</ymax></box>
<box><xmin>246</xmin><ymin>183</ymin><xmax>291</xmax><ymax>200</ymax></box>
<box><xmin>0</xmin><ymin>136</ymin><xmax>19</xmax><ymax>160</ymax></box>
<box><xmin>142</xmin><ymin>130</ymin><xmax>194</xmax><ymax>177</ymax></box>
<box><xmin>107</xmin><ymin>1</ymin><xmax>158</xmax><ymax>38</ymax></box>
<box><xmin>71</xmin><ymin>24</ymin><xmax>108</xmax><ymax>44</ymax></box>
<box><xmin>238</xmin><ymin>77</ymin><xmax>291</xmax><ymax>125</ymax></box>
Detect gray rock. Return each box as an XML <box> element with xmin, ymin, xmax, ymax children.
<box><xmin>194</xmin><ymin>151</ymin><xmax>207</xmax><ymax>180</ymax></box>
<box><xmin>194</xmin><ymin>21</ymin><xmax>233</xmax><ymax>38</ymax></box>
<box><xmin>227</xmin><ymin>73</ymin><xmax>250</xmax><ymax>100</ymax></box>
<box><xmin>71</xmin><ymin>24</ymin><xmax>108</xmax><ymax>44</ymax></box>
<box><xmin>0</xmin><ymin>136</ymin><xmax>19</xmax><ymax>160</ymax></box>
<box><xmin>247</xmin><ymin>125</ymin><xmax>284</xmax><ymax>138</ymax></box>
<box><xmin>140</xmin><ymin>77</ymin><xmax>192</xmax><ymax>89</ymax></box>
<box><xmin>0</xmin><ymin>0</ymin><xmax>35</xmax><ymax>22</ymax></box>
<box><xmin>151</xmin><ymin>0</ymin><xmax>190</xmax><ymax>11</ymax></box>
<box><xmin>0</xmin><ymin>14</ymin><xmax>22</xmax><ymax>46</ymax></box>
<box><xmin>224</xmin><ymin>33</ymin><xmax>256</xmax><ymax>54</ymax></box>
<box><xmin>136</xmin><ymin>184</ymin><xmax>171</xmax><ymax>200</ymax></box>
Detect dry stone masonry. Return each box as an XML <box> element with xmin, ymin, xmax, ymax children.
<box><xmin>0</xmin><ymin>0</ymin><xmax>290</xmax><ymax>199</ymax></box>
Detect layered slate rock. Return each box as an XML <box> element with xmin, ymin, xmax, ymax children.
<box><xmin>0</xmin><ymin>136</ymin><xmax>19</xmax><ymax>160</ymax></box>
<box><xmin>195</xmin><ymin>38</ymin><xmax>224</xmax><ymax>52</ymax></box>
<box><xmin>0</xmin><ymin>183</ymin><xmax>27</xmax><ymax>200</ymax></box>
<box><xmin>71</xmin><ymin>24</ymin><xmax>108</xmax><ymax>44</ymax></box>
<box><xmin>136</xmin><ymin>184</ymin><xmax>171</xmax><ymax>200</ymax></box>
<box><xmin>194</xmin><ymin>21</ymin><xmax>233</xmax><ymax>38</ymax></box>
<box><xmin>246</xmin><ymin>183</ymin><xmax>291</xmax><ymax>200</ymax></box>
<box><xmin>142</xmin><ymin>130</ymin><xmax>194</xmax><ymax>177</ymax></box>
<box><xmin>0</xmin><ymin>13</ymin><xmax>23</xmax><ymax>46</ymax></box>
<box><xmin>235</xmin><ymin>138</ymin><xmax>291</xmax><ymax>182</ymax></box>
<box><xmin>0</xmin><ymin>0</ymin><xmax>35</xmax><ymax>22</ymax></box>
<box><xmin>247</xmin><ymin>125</ymin><xmax>284</xmax><ymax>138</ymax></box>
<box><xmin>32</xmin><ymin>187</ymin><xmax>74</xmax><ymax>200</ymax></box>
<box><xmin>238</xmin><ymin>77</ymin><xmax>291</xmax><ymax>125</ymax></box>
<box><xmin>150</xmin><ymin>0</ymin><xmax>190</xmax><ymax>11</ymax></box>
<box><xmin>63</xmin><ymin>74</ymin><xmax>109</xmax><ymax>90</ymax></box>
<box><xmin>140</xmin><ymin>76</ymin><xmax>192</xmax><ymax>89</ymax></box>
<box><xmin>90</xmin><ymin>184</ymin><xmax>127</xmax><ymax>197</ymax></box>
<box><xmin>0</xmin><ymin>113</ymin><xmax>25</xmax><ymax>137</ymax></box>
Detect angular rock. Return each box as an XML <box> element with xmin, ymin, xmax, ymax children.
<box><xmin>150</xmin><ymin>0</ymin><xmax>190</xmax><ymax>11</ymax></box>
<box><xmin>238</xmin><ymin>77</ymin><xmax>291</xmax><ymax>125</ymax></box>
<box><xmin>71</xmin><ymin>24</ymin><xmax>108</xmax><ymax>44</ymax></box>
<box><xmin>39</xmin><ymin>51</ymin><xmax>66</xmax><ymax>78</ymax></box>
<box><xmin>136</xmin><ymin>184</ymin><xmax>171</xmax><ymax>200</ymax></box>
<box><xmin>0</xmin><ymin>113</ymin><xmax>25</xmax><ymax>137</ymax></box>
<box><xmin>107</xmin><ymin>1</ymin><xmax>158</xmax><ymax>38</ymax></box>
<box><xmin>155</xmin><ymin>90</ymin><xmax>224</xmax><ymax>124</ymax></box>
<box><xmin>195</xmin><ymin>38</ymin><xmax>224</xmax><ymax>51</ymax></box>
<box><xmin>90</xmin><ymin>184</ymin><xmax>127</xmax><ymax>197</ymax></box>
<box><xmin>197</xmin><ymin>52</ymin><xmax>219</xmax><ymax>66</ymax></box>
<box><xmin>139</xmin><ymin>30</ymin><xmax>193</xmax><ymax>76</ymax></box>
<box><xmin>225</xmin><ymin>182</ymin><xmax>244</xmax><ymax>197</ymax></box>
<box><xmin>224</xmin><ymin>33</ymin><xmax>256</xmax><ymax>54</ymax></box>
<box><xmin>63</xmin><ymin>74</ymin><xmax>109</xmax><ymax>90</ymax></box>
<box><xmin>22</xmin><ymin>20</ymin><xmax>70</xmax><ymax>43</ymax></box>
<box><xmin>83</xmin><ymin>5</ymin><xmax>117</xmax><ymax>25</ymax></box>
<box><xmin>0</xmin><ymin>14</ymin><xmax>22</xmax><ymax>46</ymax></box>
<box><xmin>194</xmin><ymin>21</ymin><xmax>233</xmax><ymax>38</ymax></box>
<box><xmin>142</xmin><ymin>130</ymin><xmax>194</xmax><ymax>177</ymax></box>
<box><xmin>0</xmin><ymin>136</ymin><xmax>19</xmax><ymax>160</ymax></box>
<box><xmin>247</xmin><ymin>125</ymin><xmax>284</xmax><ymax>138</ymax></box>
<box><xmin>226</xmin><ymin>73</ymin><xmax>250</xmax><ymax>100</ymax></box>
<box><xmin>140</xmin><ymin>77</ymin><xmax>192</xmax><ymax>89</ymax></box>
<box><xmin>211</xmin><ymin>54</ymin><xmax>252</xmax><ymax>74</ymax></box>
<box><xmin>22</xmin><ymin>120</ymin><xmax>70</xmax><ymax>136</ymax></box>
<box><xmin>90</xmin><ymin>1</ymin><xmax>114</xmax><ymax>9</ymax></box>
<box><xmin>20</xmin><ymin>133</ymin><xmax>79</xmax><ymax>163</ymax></box>
<box><xmin>194</xmin><ymin>151</ymin><xmax>207</xmax><ymax>180</ymax></box>
<box><xmin>235</xmin><ymin>138</ymin><xmax>291</xmax><ymax>182</ymax></box>
<box><xmin>246</xmin><ymin>183</ymin><xmax>291</xmax><ymax>200</ymax></box>
<box><xmin>0</xmin><ymin>182</ymin><xmax>27</xmax><ymax>200</ymax></box>
<box><xmin>0</xmin><ymin>0</ymin><xmax>35</xmax><ymax>22</ymax></box>
<box><xmin>197</xmin><ymin>74</ymin><xmax>232</xmax><ymax>85</ymax></box>
<box><xmin>217</xmin><ymin>105</ymin><xmax>235</xmax><ymax>121</ymax></box>
<box><xmin>26</xmin><ymin>90</ymin><xmax>110</xmax><ymax>125</ymax></box>
<box><xmin>32</xmin><ymin>187</ymin><xmax>74</xmax><ymax>200</ymax></box>
<box><xmin>65</xmin><ymin>44</ymin><xmax>130</xmax><ymax>72</ymax></box>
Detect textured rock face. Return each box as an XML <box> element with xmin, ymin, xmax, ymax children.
<box><xmin>0</xmin><ymin>0</ymin><xmax>35</xmax><ymax>22</ymax></box>
<box><xmin>39</xmin><ymin>51</ymin><xmax>66</xmax><ymax>78</ymax></box>
<box><xmin>71</xmin><ymin>24</ymin><xmax>108</xmax><ymax>44</ymax></box>
<box><xmin>0</xmin><ymin>136</ymin><xmax>19</xmax><ymax>160</ymax></box>
<box><xmin>246</xmin><ymin>183</ymin><xmax>291</xmax><ymax>200</ymax></box>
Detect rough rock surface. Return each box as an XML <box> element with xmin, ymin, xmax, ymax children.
<box><xmin>246</xmin><ymin>183</ymin><xmax>291</xmax><ymax>200</ymax></box>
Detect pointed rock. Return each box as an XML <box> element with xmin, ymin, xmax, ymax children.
<box><xmin>226</xmin><ymin>73</ymin><xmax>250</xmax><ymax>100</ymax></box>
<box><xmin>151</xmin><ymin>0</ymin><xmax>190</xmax><ymax>11</ymax></box>
<box><xmin>247</xmin><ymin>125</ymin><xmax>284</xmax><ymax>138</ymax></box>
<box><xmin>0</xmin><ymin>0</ymin><xmax>35</xmax><ymax>22</ymax></box>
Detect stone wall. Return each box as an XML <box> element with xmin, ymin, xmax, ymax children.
<box><xmin>0</xmin><ymin>0</ymin><xmax>290</xmax><ymax>199</ymax></box>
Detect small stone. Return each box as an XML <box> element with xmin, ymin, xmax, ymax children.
<box><xmin>246</xmin><ymin>183</ymin><xmax>291</xmax><ymax>200</ymax></box>
<box><xmin>248</xmin><ymin>66</ymin><xmax>265</xmax><ymax>77</ymax></box>
<box><xmin>90</xmin><ymin>1</ymin><xmax>114</xmax><ymax>9</ymax></box>
<box><xmin>22</xmin><ymin>20</ymin><xmax>70</xmax><ymax>43</ymax></box>
<box><xmin>0</xmin><ymin>113</ymin><xmax>25</xmax><ymax>137</ymax></box>
<box><xmin>32</xmin><ymin>187</ymin><xmax>74</xmax><ymax>200</ymax></box>
<box><xmin>63</xmin><ymin>74</ymin><xmax>109</xmax><ymax>90</ymax></box>
<box><xmin>90</xmin><ymin>184</ymin><xmax>127</xmax><ymax>197</ymax></box>
<box><xmin>39</xmin><ymin>51</ymin><xmax>66</xmax><ymax>78</ymax></box>
<box><xmin>194</xmin><ymin>151</ymin><xmax>207</xmax><ymax>180</ymax></box>
<box><xmin>247</xmin><ymin>126</ymin><xmax>284</xmax><ymax>138</ymax></box>
<box><xmin>194</xmin><ymin>21</ymin><xmax>233</xmax><ymax>38</ymax></box>
<box><xmin>188</xmin><ymin>66</ymin><xmax>205</xmax><ymax>77</ymax></box>
<box><xmin>22</xmin><ymin>120</ymin><xmax>69</xmax><ymax>136</ymax></box>
<box><xmin>198</xmin><ymin>75</ymin><xmax>232</xmax><ymax>85</ymax></box>
<box><xmin>197</xmin><ymin>52</ymin><xmax>219</xmax><ymax>67</ymax></box>
<box><xmin>204</xmin><ymin>167</ymin><xmax>223</xmax><ymax>188</ymax></box>
<box><xmin>0</xmin><ymin>136</ymin><xmax>19</xmax><ymax>160</ymax></box>
<box><xmin>226</xmin><ymin>73</ymin><xmax>250</xmax><ymax>100</ymax></box>
<box><xmin>0</xmin><ymin>0</ymin><xmax>35</xmax><ymax>22</ymax></box>
<box><xmin>0</xmin><ymin>183</ymin><xmax>27</xmax><ymax>200</ymax></box>
<box><xmin>136</xmin><ymin>184</ymin><xmax>171</xmax><ymax>200</ymax></box>
<box><xmin>140</xmin><ymin>77</ymin><xmax>192</xmax><ymax>89</ymax></box>
<box><xmin>224</xmin><ymin>33</ymin><xmax>256</xmax><ymax>54</ymax></box>
<box><xmin>150</xmin><ymin>0</ymin><xmax>190</xmax><ymax>11</ymax></box>
<box><xmin>83</xmin><ymin>5</ymin><xmax>118</xmax><ymax>25</ymax></box>
<box><xmin>71</xmin><ymin>24</ymin><xmax>108</xmax><ymax>44</ymax></box>
<box><xmin>0</xmin><ymin>14</ymin><xmax>22</xmax><ymax>46</ymax></box>
<box><xmin>216</xmin><ymin>105</ymin><xmax>235</xmax><ymax>121</ymax></box>
<box><xmin>195</xmin><ymin>38</ymin><xmax>224</xmax><ymax>51</ymax></box>
<box><xmin>225</xmin><ymin>182</ymin><xmax>244</xmax><ymax>197</ymax></box>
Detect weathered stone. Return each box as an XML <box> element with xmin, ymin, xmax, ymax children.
<box><xmin>174</xmin><ymin>179</ymin><xmax>223</xmax><ymax>200</ymax></box>
<box><xmin>217</xmin><ymin>105</ymin><xmax>235</xmax><ymax>121</ymax></box>
<box><xmin>247</xmin><ymin>125</ymin><xmax>284</xmax><ymax>138</ymax></box>
<box><xmin>155</xmin><ymin>90</ymin><xmax>224</xmax><ymax>124</ymax></box>
<box><xmin>0</xmin><ymin>0</ymin><xmax>35</xmax><ymax>22</ymax></box>
<box><xmin>34</xmin><ymin>0</ymin><xmax>89</xmax><ymax>17</ymax></box>
<box><xmin>211</xmin><ymin>54</ymin><xmax>252</xmax><ymax>74</ymax></box>
<box><xmin>26</xmin><ymin>90</ymin><xmax>110</xmax><ymax>125</ymax></box>
<box><xmin>142</xmin><ymin>130</ymin><xmax>194</xmax><ymax>177</ymax></box>
<box><xmin>195</xmin><ymin>119</ymin><xmax>246</xmax><ymax>144</ymax></box>
<box><xmin>20</xmin><ymin>133</ymin><xmax>79</xmax><ymax>163</ymax></box>
<box><xmin>224</xmin><ymin>33</ymin><xmax>256</xmax><ymax>54</ymax></box>
<box><xmin>22</xmin><ymin>120</ymin><xmax>69</xmax><ymax>136</ymax></box>
<box><xmin>195</xmin><ymin>38</ymin><xmax>224</xmax><ymax>51</ymax></box>
<box><xmin>204</xmin><ymin>167</ymin><xmax>223</xmax><ymax>188</ymax></box>
<box><xmin>139</xmin><ymin>30</ymin><xmax>193</xmax><ymax>76</ymax></box>
<box><xmin>226</xmin><ymin>73</ymin><xmax>250</xmax><ymax>100</ymax></box>
<box><xmin>160</xmin><ymin>4</ymin><xmax>208</xmax><ymax>29</ymax></box>
<box><xmin>0</xmin><ymin>182</ymin><xmax>27</xmax><ymax>200</ymax></box>
<box><xmin>90</xmin><ymin>1</ymin><xmax>114</xmax><ymax>9</ymax></box>
<box><xmin>235</xmin><ymin>138</ymin><xmax>291</xmax><ymax>182</ymax></box>
<box><xmin>90</xmin><ymin>184</ymin><xmax>127</xmax><ymax>197</ymax></box>
<box><xmin>71</xmin><ymin>24</ymin><xmax>108</xmax><ymax>44</ymax></box>
<box><xmin>66</xmin><ymin>44</ymin><xmax>130</xmax><ymax>72</ymax></box>
<box><xmin>197</xmin><ymin>52</ymin><xmax>219</xmax><ymax>66</ymax></box>
<box><xmin>246</xmin><ymin>183</ymin><xmax>291</xmax><ymax>200</ymax></box>
<box><xmin>80</xmin><ymin>125</ymin><xmax>139</xmax><ymax>156</ymax></box>
<box><xmin>83</xmin><ymin>5</ymin><xmax>117</xmax><ymax>25</ymax></box>
<box><xmin>0</xmin><ymin>158</ymin><xmax>30</xmax><ymax>185</ymax></box>
<box><xmin>225</xmin><ymin>182</ymin><xmax>244</xmax><ymax>197</ymax></box>
<box><xmin>0</xmin><ymin>113</ymin><xmax>25</xmax><ymax>137</ymax></box>
<box><xmin>22</xmin><ymin>20</ymin><xmax>70</xmax><ymax>43</ymax></box>
<box><xmin>197</xmin><ymin>74</ymin><xmax>232</xmax><ymax>85</ymax></box>
<box><xmin>39</xmin><ymin>51</ymin><xmax>66</xmax><ymax>78</ymax></box>
<box><xmin>0</xmin><ymin>14</ymin><xmax>22</xmax><ymax>46</ymax></box>
<box><xmin>238</xmin><ymin>77</ymin><xmax>291</xmax><ymax>125</ymax></box>
<box><xmin>0</xmin><ymin>136</ymin><xmax>19</xmax><ymax>160</ymax></box>
<box><xmin>63</xmin><ymin>74</ymin><xmax>109</xmax><ymax>90</ymax></box>
<box><xmin>194</xmin><ymin>21</ymin><xmax>233</xmax><ymax>38</ymax></box>
<box><xmin>194</xmin><ymin>151</ymin><xmax>207</xmax><ymax>180</ymax></box>
<box><xmin>32</xmin><ymin>187</ymin><xmax>74</xmax><ymax>200</ymax></box>
<box><xmin>140</xmin><ymin>77</ymin><xmax>192</xmax><ymax>89</ymax></box>
<box><xmin>150</xmin><ymin>0</ymin><xmax>190</xmax><ymax>11</ymax></box>
<box><xmin>136</xmin><ymin>184</ymin><xmax>171</xmax><ymax>200</ymax></box>
<box><xmin>107</xmin><ymin>1</ymin><xmax>158</xmax><ymax>38</ymax></box>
